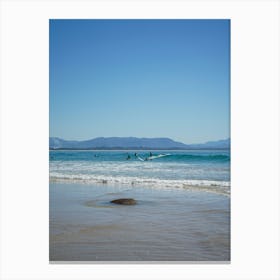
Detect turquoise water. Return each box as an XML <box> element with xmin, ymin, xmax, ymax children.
<box><xmin>49</xmin><ymin>150</ymin><xmax>230</xmax><ymax>196</ymax></box>
<box><xmin>50</xmin><ymin>150</ymin><xmax>230</xmax><ymax>162</ymax></box>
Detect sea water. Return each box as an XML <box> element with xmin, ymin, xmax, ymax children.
<box><xmin>49</xmin><ymin>150</ymin><xmax>230</xmax><ymax>196</ymax></box>
<box><xmin>49</xmin><ymin>150</ymin><xmax>230</xmax><ymax>261</ymax></box>
<box><xmin>50</xmin><ymin>182</ymin><xmax>230</xmax><ymax>262</ymax></box>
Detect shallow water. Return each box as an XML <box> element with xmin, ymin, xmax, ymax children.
<box><xmin>49</xmin><ymin>182</ymin><xmax>230</xmax><ymax>262</ymax></box>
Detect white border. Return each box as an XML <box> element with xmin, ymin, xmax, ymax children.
<box><xmin>0</xmin><ymin>0</ymin><xmax>279</xmax><ymax>279</ymax></box>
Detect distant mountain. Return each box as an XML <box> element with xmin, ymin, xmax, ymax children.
<box><xmin>49</xmin><ymin>137</ymin><xmax>189</xmax><ymax>149</ymax></box>
<box><xmin>49</xmin><ymin>137</ymin><xmax>230</xmax><ymax>150</ymax></box>
<box><xmin>188</xmin><ymin>138</ymin><xmax>230</xmax><ymax>149</ymax></box>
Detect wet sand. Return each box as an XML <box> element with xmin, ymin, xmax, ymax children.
<box><xmin>49</xmin><ymin>182</ymin><xmax>230</xmax><ymax>262</ymax></box>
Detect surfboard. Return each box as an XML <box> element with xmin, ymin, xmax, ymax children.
<box><xmin>137</xmin><ymin>155</ymin><xmax>145</xmax><ymax>161</ymax></box>
<box><xmin>136</xmin><ymin>153</ymin><xmax>171</xmax><ymax>161</ymax></box>
<box><xmin>147</xmin><ymin>153</ymin><xmax>171</xmax><ymax>160</ymax></box>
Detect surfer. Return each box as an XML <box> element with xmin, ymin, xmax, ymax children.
<box><xmin>149</xmin><ymin>152</ymin><xmax>152</xmax><ymax>157</ymax></box>
<box><xmin>126</xmin><ymin>153</ymin><xmax>131</xmax><ymax>160</ymax></box>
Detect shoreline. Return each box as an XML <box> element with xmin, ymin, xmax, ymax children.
<box><xmin>49</xmin><ymin>177</ymin><xmax>230</xmax><ymax>197</ymax></box>
<box><xmin>50</xmin><ymin>182</ymin><xmax>230</xmax><ymax>262</ymax></box>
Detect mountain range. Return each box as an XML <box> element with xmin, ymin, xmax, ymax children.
<box><xmin>49</xmin><ymin>137</ymin><xmax>230</xmax><ymax>150</ymax></box>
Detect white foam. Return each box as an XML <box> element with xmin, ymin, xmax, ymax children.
<box><xmin>49</xmin><ymin>160</ymin><xmax>230</xmax><ymax>196</ymax></box>
<box><xmin>49</xmin><ymin>173</ymin><xmax>230</xmax><ymax>196</ymax></box>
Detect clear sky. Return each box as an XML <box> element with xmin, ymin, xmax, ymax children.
<box><xmin>49</xmin><ymin>19</ymin><xmax>230</xmax><ymax>144</ymax></box>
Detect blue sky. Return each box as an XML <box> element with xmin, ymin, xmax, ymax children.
<box><xmin>50</xmin><ymin>19</ymin><xmax>230</xmax><ymax>144</ymax></box>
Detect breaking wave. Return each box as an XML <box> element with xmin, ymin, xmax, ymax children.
<box><xmin>49</xmin><ymin>173</ymin><xmax>230</xmax><ymax>196</ymax></box>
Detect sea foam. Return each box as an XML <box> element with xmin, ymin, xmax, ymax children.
<box><xmin>49</xmin><ymin>173</ymin><xmax>230</xmax><ymax>196</ymax></box>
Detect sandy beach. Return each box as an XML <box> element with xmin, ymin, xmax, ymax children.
<box><xmin>49</xmin><ymin>182</ymin><xmax>230</xmax><ymax>262</ymax></box>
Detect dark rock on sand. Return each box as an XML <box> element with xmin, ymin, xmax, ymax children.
<box><xmin>110</xmin><ymin>198</ymin><xmax>137</xmax><ymax>205</ymax></box>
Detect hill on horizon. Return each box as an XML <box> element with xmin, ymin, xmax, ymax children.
<box><xmin>49</xmin><ymin>137</ymin><xmax>230</xmax><ymax>150</ymax></box>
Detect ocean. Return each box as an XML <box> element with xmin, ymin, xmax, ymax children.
<box><xmin>49</xmin><ymin>149</ymin><xmax>230</xmax><ymax>196</ymax></box>
<box><xmin>49</xmin><ymin>149</ymin><xmax>230</xmax><ymax>262</ymax></box>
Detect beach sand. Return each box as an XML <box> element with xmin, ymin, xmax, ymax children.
<box><xmin>49</xmin><ymin>182</ymin><xmax>230</xmax><ymax>262</ymax></box>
